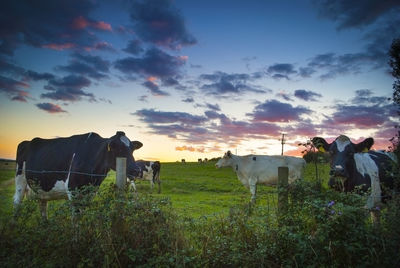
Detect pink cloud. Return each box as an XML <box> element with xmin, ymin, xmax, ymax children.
<box><xmin>175</xmin><ymin>145</ymin><xmax>204</xmax><ymax>153</ymax></box>
<box><xmin>92</xmin><ymin>21</ymin><xmax>112</xmax><ymax>31</ymax></box>
<box><xmin>72</xmin><ymin>16</ymin><xmax>89</xmax><ymax>30</ymax></box>
<box><xmin>42</xmin><ymin>43</ymin><xmax>76</xmax><ymax>51</ymax></box>
<box><xmin>72</xmin><ymin>16</ymin><xmax>112</xmax><ymax>31</ymax></box>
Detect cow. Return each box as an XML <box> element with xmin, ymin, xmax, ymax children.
<box><xmin>215</xmin><ymin>151</ymin><xmax>306</xmax><ymax>202</ymax></box>
<box><xmin>14</xmin><ymin>131</ymin><xmax>143</xmax><ymax>219</ymax></box>
<box><xmin>312</xmin><ymin>135</ymin><xmax>398</xmax><ymax>209</ymax></box>
<box><xmin>127</xmin><ymin>160</ymin><xmax>161</xmax><ymax>193</ymax></box>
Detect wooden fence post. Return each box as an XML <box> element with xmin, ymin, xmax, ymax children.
<box><xmin>116</xmin><ymin>157</ymin><xmax>126</xmax><ymax>191</ymax></box>
<box><xmin>278</xmin><ymin>166</ymin><xmax>289</xmax><ymax>215</ymax></box>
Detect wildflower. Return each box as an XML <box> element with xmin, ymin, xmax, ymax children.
<box><xmin>327</xmin><ymin>201</ymin><xmax>335</xmax><ymax>207</ymax></box>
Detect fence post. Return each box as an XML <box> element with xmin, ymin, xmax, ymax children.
<box><xmin>278</xmin><ymin>166</ymin><xmax>289</xmax><ymax>216</ymax></box>
<box><xmin>116</xmin><ymin>157</ymin><xmax>126</xmax><ymax>191</ymax></box>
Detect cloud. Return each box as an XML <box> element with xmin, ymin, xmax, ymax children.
<box><xmin>313</xmin><ymin>0</ymin><xmax>400</xmax><ymax>30</ymax></box>
<box><xmin>142</xmin><ymin>80</ymin><xmax>170</xmax><ymax>96</ymax></box>
<box><xmin>323</xmin><ymin>90</ymin><xmax>396</xmax><ymax>128</ymax></box>
<box><xmin>36</xmin><ymin>102</ymin><xmax>67</xmax><ymax>114</ymax></box>
<box><xmin>0</xmin><ymin>0</ymin><xmax>103</xmax><ymax>55</ymax></box>
<box><xmin>114</xmin><ymin>47</ymin><xmax>186</xmax><ymax>79</ymax></box>
<box><xmin>0</xmin><ymin>75</ymin><xmax>30</xmax><ymax>102</ymax></box>
<box><xmin>326</xmin><ymin>104</ymin><xmax>395</xmax><ymax>128</ymax></box>
<box><xmin>41</xmin><ymin>75</ymin><xmax>95</xmax><ymax>102</ymax></box>
<box><xmin>123</xmin><ymin>39</ymin><xmax>144</xmax><ymax>55</ymax></box>
<box><xmin>249</xmin><ymin>99</ymin><xmax>311</xmax><ymax>122</ymax></box>
<box><xmin>56</xmin><ymin>53</ymin><xmax>110</xmax><ymax>80</ymax></box>
<box><xmin>266</xmin><ymin>63</ymin><xmax>297</xmax><ymax>80</ymax></box>
<box><xmin>309</xmin><ymin>1</ymin><xmax>400</xmax><ymax>77</ymax></box>
<box><xmin>351</xmin><ymin>89</ymin><xmax>388</xmax><ymax>104</ymax></box>
<box><xmin>199</xmin><ymin>71</ymin><xmax>266</xmax><ymax>96</ymax></box>
<box><xmin>182</xmin><ymin>97</ymin><xmax>194</xmax><ymax>103</ymax></box>
<box><xmin>128</xmin><ymin>0</ymin><xmax>197</xmax><ymax>50</ymax></box>
<box><xmin>175</xmin><ymin>145</ymin><xmax>204</xmax><ymax>153</ymax></box>
<box><xmin>294</xmin><ymin>89</ymin><xmax>322</xmax><ymax>101</ymax></box>
<box><xmin>134</xmin><ymin>109</ymin><xmax>208</xmax><ymax>125</ymax></box>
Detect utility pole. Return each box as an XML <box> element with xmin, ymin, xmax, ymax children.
<box><xmin>281</xmin><ymin>133</ymin><xmax>286</xmax><ymax>155</ymax></box>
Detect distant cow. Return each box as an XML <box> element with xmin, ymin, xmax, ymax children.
<box><xmin>14</xmin><ymin>131</ymin><xmax>143</xmax><ymax>218</ymax></box>
<box><xmin>215</xmin><ymin>151</ymin><xmax>306</xmax><ymax>202</ymax></box>
<box><xmin>127</xmin><ymin>160</ymin><xmax>161</xmax><ymax>193</ymax></box>
<box><xmin>312</xmin><ymin>135</ymin><xmax>398</xmax><ymax>209</ymax></box>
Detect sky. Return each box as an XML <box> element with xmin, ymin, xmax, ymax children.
<box><xmin>0</xmin><ymin>0</ymin><xmax>399</xmax><ymax>162</ymax></box>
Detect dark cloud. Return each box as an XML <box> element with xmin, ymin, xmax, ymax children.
<box><xmin>323</xmin><ymin>90</ymin><xmax>396</xmax><ymax>128</ymax></box>
<box><xmin>114</xmin><ymin>47</ymin><xmax>186</xmax><ymax>79</ymax></box>
<box><xmin>133</xmin><ymin>107</ymin><xmax>282</xmax><ymax>145</ymax></box>
<box><xmin>309</xmin><ymin>1</ymin><xmax>400</xmax><ymax>78</ymax></box>
<box><xmin>41</xmin><ymin>75</ymin><xmax>94</xmax><ymax>102</ymax></box>
<box><xmin>199</xmin><ymin>71</ymin><xmax>266</xmax><ymax>96</ymax></box>
<box><xmin>134</xmin><ymin>109</ymin><xmax>207</xmax><ymax>125</ymax></box>
<box><xmin>266</xmin><ymin>63</ymin><xmax>297</xmax><ymax>80</ymax></box>
<box><xmin>0</xmin><ymin>75</ymin><xmax>30</xmax><ymax>102</ymax></box>
<box><xmin>128</xmin><ymin>0</ymin><xmax>197</xmax><ymax>50</ymax></box>
<box><xmin>313</xmin><ymin>0</ymin><xmax>400</xmax><ymax>30</ymax></box>
<box><xmin>294</xmin><ymin>89</ymin><xmax>322</xmax><ymax>101</ymax></box>
<box><xmin>36</xmin><ymin>102</ymin><xmax>67</xmax><ymax>114</ymax></box>
<box><xmin>325</xmin><ymin>104</ymin><xmax>393</xmax><ymax>128</ymax></box>
<box><xmin>276</xmin><ymin>91</ymin><xmax>293</xmax><ymax>102</ymax></box>
<box><xmin>351</xmin><ymin>89</ymin><xmax>388</xmax><ymax>104</ymax></box>
<box><xmin>249</xmin><ymin>99</ymin><xmax>311</xmax><ymax>123</ymax></box>
<box><xmin>142</xmin><ymin>80</ymin><xmax>170</xmax><ymax>96</ymax></box>
<box><xmin>182</xmin><ymin>97</ymin><xmax>194</xmax><ymax>103</ymax></box>
<box><xmin>56</xmin><ymin>53</ymin><xmax>110</xmax><ymax>80</ymax></box>
<box><xmin>123</xmin><ymin>39</ymin><xmax>144</xmax><ymax>55</ymax></box>
<box><xmin>0</xmin><ymin>0</ymin><xmax>107</xmax><ymax>55</ymax></box>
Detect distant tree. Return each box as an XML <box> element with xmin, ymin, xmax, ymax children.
<box><xmin>389</xmin><ymin>38</ymin><xmax>400</xmax><ymax>156</ymax></box>
<box><xmin>389</xmin><ymin>38</ymin><xmax>400</xmax><ymax>106</ymax></box>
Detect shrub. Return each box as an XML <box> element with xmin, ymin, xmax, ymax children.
<box><xmin>0</xmin><ymin>186</ymin><xmax>194</xmax><ymax>267</ymax></box>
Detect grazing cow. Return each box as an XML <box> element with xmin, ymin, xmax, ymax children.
<box><xmin>215</xmin><ymin>151</ymin><xmax>306</xmax><ymax>202</ymax></box>
<box><xmin>312</xmin><ymin>135</ymin><xmax>398</xmax><ymax>208</ymax></box>
<box><xmin>14</xmin><ymin>131</ymin><xmax>143</xmax><ymax>218</ymax></box>
<box><xmin>127</xmin><ymin>160</ymin><xmax>161</xmax><ymax>193</ymax></box>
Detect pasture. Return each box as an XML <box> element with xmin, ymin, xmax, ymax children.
<box><xmin>1</xmin><ymin>160</ymin><xmax>399</xmax><ymax>267</ymax></box>
<box><xmin>0</xmin><ymin>160</ymin><xmax>328</xmax><ymax>219</ymax></box>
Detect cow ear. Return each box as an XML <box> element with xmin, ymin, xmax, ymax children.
<box><xmin>312</xmin><ymin>137</ymin><xmax>330</xmax><ymax>153</ymax></box>
<box><xmin>116</xmin><ymin>131</ymin><xmax>125</xmax><ymax>137</ymax></box>
<box><xmin>355</xmin><ymin>138</ymin><xmax>374</xmax><ymax>153</ymax></box>
<box><xmin>131</xmin><ymin>141</ymin><xmax>143</xmax><ymax>151</ymax></box>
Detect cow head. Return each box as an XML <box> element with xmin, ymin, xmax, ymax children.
<box><xmin>215</xmin><ymin>151</ymin><xmax>234</xmax><ymax>168</ymax></box>
<box><xmin>312</xmin><ymin>135</ymin><xmax>373</xmax><ymax>190</ymax></box>
<box><xmin>107</xmin><ymin>131</ymin><xmax>143</xmax><ymax>179</ymax></box>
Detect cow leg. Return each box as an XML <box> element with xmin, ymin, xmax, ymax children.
<box><xmin>39</xmin><ymin>200</ymin><xmax>48</xmax><ymax>220</ymax></box>
<box><xmin>13</xmin><ymin>162</ymin><xmax>27</xmax><ymax>213</ymax></box>
<box><xmin>249</xmin><ymin>178</ymin><xmax>257</xmax><ymax>203</ymax></box>
<box><xmin>129</xmin><ymin>179</ymin><xmax>137</xmax><ymax>191</ymax></box>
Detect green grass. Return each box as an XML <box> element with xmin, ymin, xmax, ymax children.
<box><xmin>0</xmin><ymin>160</ymin><xmax>330</xmax><ymax>219</ymax></box>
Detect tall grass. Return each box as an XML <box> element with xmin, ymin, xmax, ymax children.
<box><xmin>1</xmin><ymin>161</ymin><xmax>399</xmax><ymax>266</ymax></box>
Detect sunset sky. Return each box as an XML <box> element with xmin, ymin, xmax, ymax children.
<box><xmin>1</xmin><ymin>0</ymin><xmax>399</xmax><ymax>162</ymax></box>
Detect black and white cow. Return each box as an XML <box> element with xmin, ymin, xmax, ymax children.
<box><xmin>312</xmin><ymin>135</ymin><xmax>398</xmax><ymax>208</ymax></box>
<box><xmin>127</xmin><ymin>160</ymin><xmax>161</xmax><ymax>193</ymax></box>
<box><xmin>14</xmin><ymin>131</ymin><xmax>143</xmax><ymax>218</ymax></box>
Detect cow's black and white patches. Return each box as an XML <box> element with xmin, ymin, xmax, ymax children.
<box><xmin>13</xmin><ymin>131</ymin><xmax>142</xmax><ymax>219</ymax></box>
<box><xmin>127</xmin><ymin>160</ymin><xmax>161</xmax><ymax>193</ymax></box>
<box><xmin>312</xmin><ymin>135</ymin><xmax>398</xmax><ymax>209</ymax></box>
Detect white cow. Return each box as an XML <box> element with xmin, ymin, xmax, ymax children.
<box><xmin>215</xmin><ymin>151</ymin><xmax>306</xmax><ymax>202</ymax></box>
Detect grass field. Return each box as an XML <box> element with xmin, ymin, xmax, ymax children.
<box><xmin>0</xmin><ymin>159</ymin><xmax>330</xmax><ymax>219</ymax></box>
